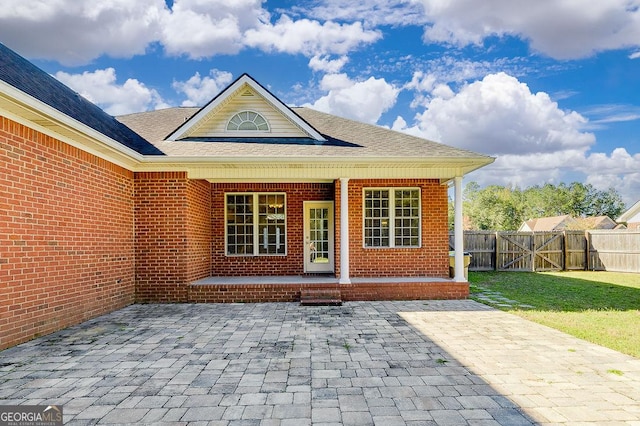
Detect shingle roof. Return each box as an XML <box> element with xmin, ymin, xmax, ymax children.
<box><xmin>0</xmin><ymin>43</ymin><xmax>163</xmax><ymax>155</ymax></box>
<box><xmin>0</xmin><ymin>41</ymin><xmax>493</xmax><ymax>170</ymax></box>
<box><xmin>523</xmin><ymin>215</ymin><xmax>575</xmax><ymax>231</ymax></box>
<box><xmin>117</xmin><ymin>106</ymin><xmax>493</xmax><ymax>162</ymax></box>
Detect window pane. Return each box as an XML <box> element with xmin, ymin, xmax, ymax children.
<box><xmin>226</xmin><ymin>193</ymin><xmax>285</xmax><ymax>256</ymax></box>
<box><xmin>258</xmin><ymin>194</ymin><xmax>286</xmax><ymax>254</ymax></box>
<box><xmin>239</xmin><ymin>121</ymin><xmax>258</xmax><ymax>130</ymax></box>
<box><xmin>394</xmin><ymin>189</ymin><xmax>420</xmax><ymax>247</ymax></box>
<box><xmin>227</xmin><ymin>111</ymin><xmax>270</xmax><ymax>132</ymax></box>
<box><xmin>364</xmin><ymin>190</ymin><xmax>390</xmax><ymax>247</ymax></box>
<box><xmin>226</xmin><ymin>194</ymin><xmax>254</xmax><ymax>255</ymax></box>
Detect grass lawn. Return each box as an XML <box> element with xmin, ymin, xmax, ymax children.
<box><xmin>469</xmin><ymin>271</ymin><xmax>640</xmax><ymax>358</ymax></box>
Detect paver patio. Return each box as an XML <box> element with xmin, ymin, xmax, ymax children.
<box><xmin>1</xmin><ymin>300</ymin><xmax>639</xmax><ymax>425</ymax></box>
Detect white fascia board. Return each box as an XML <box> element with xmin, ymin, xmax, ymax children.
<box><xmin>139</xmin><ymin>154</ymin><xmax>492</xmax><ymax>167</ymax></box>
<box><xmin>137</xmin><ymin>155</ymin><xmax>494</xmax><ymax>181</ymax></box>
<box><xmin>0</xmin><ymin>81</ymin><xmax>144</xmax><ymax>167</ymax></box>
<box><xmin>618</xmin><ymin>200</ymin><xmax>640</xmax><ymax>222</ymax></box>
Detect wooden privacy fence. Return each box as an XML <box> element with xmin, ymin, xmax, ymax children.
<box><xmin>449</xmin><ymin>230</ymin><xmax>640</xmax><ymax>273</ymax></box>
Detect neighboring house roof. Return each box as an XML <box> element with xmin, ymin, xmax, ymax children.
<box><xmin>0</xmin><ymin>42</ymin><xmax>162</xmax><ymax>156</ymax></box>
<box><xmin>617</xmin><ymin>200</ymin><xmax>640</xmax><ymax>223</ymax></box>
<box><xmin>519</xmin><ymin>215</ymin><xmax>619</xmax><ymax>231</ymax></box>
<box><xmin>519</xmin><ymin>215</ymin><xmax>575</xmax><ymax>232</ymax></box>
<box><xmin>573</xmin><ymin>216</ymin><xmax>618</xmax><ymax>230</ymax></box>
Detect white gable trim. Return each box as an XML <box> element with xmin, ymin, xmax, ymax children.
<box><xmin>166</xmin><ymin>74</ymin><xmax>325</xmax><ymax>142</ymax></box>
<box><xmin>618</xmin><ymin>199</ymin><xmax>640</xmax><ymax>222</ymax></box>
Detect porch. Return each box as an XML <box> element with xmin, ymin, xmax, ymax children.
<box><xmin>189</xmin><ymin>275</ymin><xmax>468</xmax><ymax>303</ymax></box>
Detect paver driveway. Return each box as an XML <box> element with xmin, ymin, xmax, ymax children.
<box><xmin>1</xmin><ymin>300</ymin><xmax>639</xmax><ymax>425</ymax></box>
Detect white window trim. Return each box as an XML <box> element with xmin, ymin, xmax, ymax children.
<box><xmin>226</xmin><ymin>110</ymin><xmax>271</xmax><ymax>133</ymax></box>
<box><xmin>225</xmin><ymin>192</ymin><xmax>287</xmax><ymax>256</ymax></box>
<box><xmin>362</xmin><ymin>187</ymin><xmax>422</xmax><ymax>249</ymax></box>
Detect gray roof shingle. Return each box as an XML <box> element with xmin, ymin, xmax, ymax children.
<box><xmin>117</xmin><ymin>106</ymin><xmax>492</xmax><ymax>162</ymax></box>
<box><xmin>1</xmin><ymin>41</ymin><xmax>492</xmax><ymax>167</ymax></box>
<box><xmin>0</xmin><ymin>43</ymin><xmax>163</xmax><ymax>155</ymax></box>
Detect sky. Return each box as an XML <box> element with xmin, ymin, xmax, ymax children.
<box><xmin>1</xmin><ymin>0</ymin><xmax>639</xmax><ymax>207</ymax></box>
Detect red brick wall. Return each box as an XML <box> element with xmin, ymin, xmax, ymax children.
<box><xmin>186</xmin><ymin>179</ymin><xmax>212</xmax><ymax>282</ymax></box>
<box><xmin>134</xmin><ymin>173</ymin><xmax>212</xmax><ymax>302</ymax></box>
<box><xmin>0</xmin><ymin>117</ymin><xmax>135</xmax><ymax>350</ymax></box>
<box><xmin>210</xmin><ymin>183</ymin><xmax>334</xmax><ymax>276</ymax></box>
<box><xmin>135</xmin><ymin>172</ymin><xmax>183</xmax><ymax>302</ymax></box>
<box><xmin>189</xmin><ymin>281</ymin><xmax>468</xmax><ymax>303</ymax></box>
<box><xmin>346</xmin><ymin>179</ymin><xmax>450</xmax><ymax>278</ymax></box>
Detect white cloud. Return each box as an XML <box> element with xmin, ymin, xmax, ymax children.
<box><xmin>306</xmin><ymin>73</ymin><xmax>399</xmax><ymax>124</ymax></box>
<box><xmin>309</xmin><ymin>55</ymin><xmax>349</xmax><ymax>73</ymax></box>
<box><xmin>401</xmin><ymin>72</ymin><xmax>594</xmax><ymax>155</ymax></box>
<box><xmin>297</xmin><ymin>0</ymin><xmax>640</xmax><ymax>59</ymax></box>
<box><xmin>0</xmin><ymin>0</ymin><xmax>164</xmax><ymax>65</ymax></box>
<box><xmin>396</xmin><ymin>71</ymin><xmax>640</xmax><ymax>203</ymax></box>
<box><xmin>462</xmin><ymin>148</ymin><xmax>640</xmax><ymax>206</ymax></box>
<box><xmin>0</xmin><ymin>0</ymin><xmax>379</xmax><ymax>64</ymax></box>
<box><xmin>172</xmin><ymin>69</ymin><xmax>234</xmax><ymax>106</ymax></box>
<box><xmin>299</xmin><ymin>0</ymin><xmax>428</xmax><ymax>27</ymax></box>
<box><xmin>414</xmin><ymin>0</ymin><xmax>640</xmax><ymax>59</ymax></box>
<box><xmin>582</xmin><ymin>104</ymin><xmax>640</xmax><ymax>127</ymax></box>
<box><xmin>54</xmin><ymin>68</ymin><xmax>168</xmax><ymax>115</ymax></box>
<box><xmin>244</xmin><ymin>15</ymin><xmax>381</xmax><ymax>56</ymax></box>
<box><xmin>568</xmin><ymin>148</ymin><xmax>640</xmax><ymax>205</ymax></box>
<box><xmin>583</xmin><ymin>148</ymin><xmax>640</xmax><ymax>178</ymax></box>
<box><xmin>159</xmin><ymin>0</ymin><xmax>268</xmax><ymax>58</ymax></box>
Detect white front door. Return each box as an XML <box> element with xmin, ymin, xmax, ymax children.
<box><xmin>304</xmin><ymin>201</ymin><xmax>334</xmax><ymax>273</ymax></box>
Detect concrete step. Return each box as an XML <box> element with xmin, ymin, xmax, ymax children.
<box><xmin>300</xmin><ymin>288</ymin><xmax>342</xmax><ymax>306</ymax></box>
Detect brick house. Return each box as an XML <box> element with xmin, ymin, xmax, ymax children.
<box><xmin>1</xmin><ymin>43</ymin><xmax>493</xmax><ymax>349</ymax></box>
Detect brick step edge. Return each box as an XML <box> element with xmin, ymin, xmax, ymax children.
<box><xmin>300</xmin><ymin>289</ymin><xmax>342</xmax><ymax>306</ymax></box>
<box><xmin>300</xmin><ymin>298</ymin><xmax>342</xmax><ymax>306</ymax></box>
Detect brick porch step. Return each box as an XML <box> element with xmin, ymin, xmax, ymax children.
<box><xmin>300</xmin><ymin>288</ymin><xmax>342</xmax><ymax>306</ymax></box>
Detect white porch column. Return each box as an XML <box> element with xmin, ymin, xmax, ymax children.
<box><xmin>453</xmin><ymin>176</ymin><xmax>465</xmax><ymax>282</ymax></box>
<box><xmin>339</xmin><ymin>177</ymin><xmax>351</xmax><ymax>284</ymax></box>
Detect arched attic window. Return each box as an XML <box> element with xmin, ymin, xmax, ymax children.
<box><xmin>226</xmin><ymin>111</ymin><xmax>270</xmax><ymax>131</ymax></box>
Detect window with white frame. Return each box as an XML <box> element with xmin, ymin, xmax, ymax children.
<box><xmin>226</xmin><ymin>111</ymin><xmax>270</xmax><ymax>131</ymax></box>
<box><xmin>226</xmin><ymin>193</ymin><xmax>286</xmax><ymax>255</ymax></box>
<box><xmin>363</xmin><ymin>188</ymin><xmax>420</xmax><ymax>248</ymax></box>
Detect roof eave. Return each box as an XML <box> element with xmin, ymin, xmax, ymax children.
<box><xmin>135</xmin><ymin>154</ymin><xmax>495</xmax><ymax>181</ymax></box>
<box><xmin>0</xmin><ymin>81</ymin><xmax>144</xmax><ymax>168</ymax></box>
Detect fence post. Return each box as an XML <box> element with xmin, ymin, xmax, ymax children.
<box><xmin>531</xmin><ymin>233</ymin><xmax>536</xmax><ymax>272</ymax></box>
<box><xmin>495</xmin><ymin>232</ymin><xmax>500</xmax><ymax>271</ymax></box>
<box><xmin>585</xmin><ymin>231</ymin><xmax>591</xmax><ymax>271</ymax></box>
<box><xmin>563</xmin><ymin>231</ymin><xmax>567</xmax><ymax>271</ymax></box>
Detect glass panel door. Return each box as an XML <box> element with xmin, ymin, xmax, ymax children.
<box><xmin>304</xmin><ymin>201</ymin><xmax>334</xmax><ymax>273</ymax></box>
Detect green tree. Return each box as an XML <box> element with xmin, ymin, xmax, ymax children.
<box><xmin>462</xmin><ymin>183</ymin><xmax>526</xmax><ymax>230</ymax></box>
<box><xmin>455</xmin><ymin>182</ymin><xmax>626</xmax><ymax>231</ymax></box>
